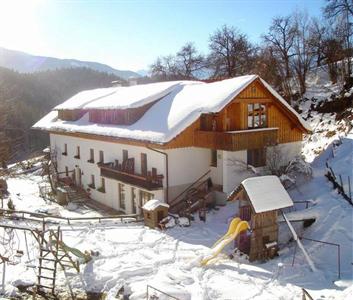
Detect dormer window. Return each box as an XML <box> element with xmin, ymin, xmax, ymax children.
<box><xmin>248</xmin><ymin>103</ymin><xmax>267</xmax><ymax>129</ymax></box>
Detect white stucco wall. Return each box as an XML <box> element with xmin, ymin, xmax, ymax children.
<box><xmin>165</xmin><ymin>147</ymin><xmax>211</xmax><ymax>200</ymax></box>
<box><xmin>50</xmin><ymin>133</ymin><xmax>165</xmax><ymax>213</ymax></box>
<box><xmin>222</xmin><ymin>150</ymin><xmax>254</xmax><ymax>194</ymax></box>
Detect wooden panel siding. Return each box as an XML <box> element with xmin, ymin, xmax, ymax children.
<box><xmin>57</xmin><ymin>109</ymin><xmax>86</xmax><ymax>121</ymax></box>
<box><xmin>238</xmin><ymin>80</ymin><xmax>272</xmax><ymax>99</ymax></box>
<box><xmin>267</xmin><ymin>104</ymin><xmax>303</xmax><ymax>143</ymax></box>
<box><xmin>194</xmin><ymin>128</ymin><xmax>278</xmax><ymax>151</ymax></box>
<box><xmin>88</xmin><ymin>99</ymin><xmax>161</xmax><ymax>125</ymax></box>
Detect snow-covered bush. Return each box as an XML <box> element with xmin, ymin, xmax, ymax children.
<box><xmin>266</xmin><ymin>146</ymin><xmax>312</xmax><ymax>179</ymax></box>
<box><xmin>284</xmin><ymin>156</ymin><xmax>313</xmax><ymax>179</ymax></box>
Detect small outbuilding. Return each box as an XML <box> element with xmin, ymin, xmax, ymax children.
<box><xmin>142</xmin><ymin>199</ymin><xmax>169</xmax><ymax>229</ymax></box>
<box><xmin>228</xmin><ymin>175</ymin><xmax>293</xmax><ymax>261</ymax></box>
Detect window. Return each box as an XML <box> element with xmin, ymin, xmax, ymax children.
<box><xmin>210</xmin><ymin>149</ymin><xmax>217</xmax><ymax>167</ymax></box>
<box><xmin>141</xmin><ymin>153</ymin><xmax>147</xmax><ymax>176</ymax></box>
<box><xmin>89</xmin><ymin>174</ymin><xmax>95</xmax><ymax>189</ymax></box>
<box><xmin>247</xmin><ymin>148</ymin><xmax>266</xmax><ymax>167</ymax></box>
<box><xmin>88</xmin><ymin>149</ymin><xmax>94</xmax><ymax>163</ymax></box>
<box><xmin>139</xmin><ymin>190</ymin><xmax>153</xmax><ymax>206</ymax></box>
<box><xmin>247</xmin><ymin>103</ymin><xmax>267</xmax><ymax>129</ymax></box>
<box><xmin>119</xmin><ymin>183</ymin><xmax>126</xmax><ymax>210</ymax></box>
<box><xmin>74</xmin><ymin>146</ymin><xmax>80</xmax><ymax>159</ymax></box>
<box><xmin>123</xmin><ymin>149</ymin><xmax>128</xmax><ymax>162</ymax></box>
<box><xmin>131</xmin><ymin>187</ymin><xmax>137</xmax><ymax>214</ymax></box>
<box><xmin>99</xmin><ymin>150</ymin><xmax>104</xmax><ymax>164</ymax></box>
<box><xmin>98</xmin><ymin>177</ymin><xmax>105</xmax><ymax>193</ymax></box>
<box><xmin>65</xmin><ymin>166</ymin><xmax>69</xmax><ymax>177</ymax></box>
<box><xmin>62</xmin><ymin>144</ymin><xmax>68</xmax><ymax>156</ymax></box>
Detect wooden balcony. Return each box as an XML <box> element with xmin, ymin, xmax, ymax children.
<box><xmin>194</xmin><ymin>128</ymin><xmax>279</xmax><ymax>151</ymax></box>
<box><xmin>98</xmin><ymin>162</ymin><xmax>164</xmax><ymax>191</ymax></box>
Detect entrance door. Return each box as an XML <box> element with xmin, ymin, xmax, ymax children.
<box><xmin>75</xmin><ymin>167</ymin><xmax>82</xmax><ymax>187</ymax></box>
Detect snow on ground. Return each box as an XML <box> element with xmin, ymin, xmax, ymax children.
<box><xmin>0</xmin><ymin>141</ymin><xmax>352</xmax><ymax>299</ymax></box>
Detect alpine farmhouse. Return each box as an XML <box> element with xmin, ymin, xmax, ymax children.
<box><xmin>33</xmin><ymin>75</ymin><xmax>311</xmax><ymax>215</ymax></box>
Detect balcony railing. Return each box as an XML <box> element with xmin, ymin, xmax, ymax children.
<box><xmin>194</xmin><ymin>127</ymin><xmax>279</xmax><ymax>151</ymax></box>
<box><xmin>98</xmin><ymin>162</ymin><xmax>164</xmax><ymax>191</ymax></box>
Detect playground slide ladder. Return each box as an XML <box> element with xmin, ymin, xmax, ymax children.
<box><xmin>37</xmin><ymin>225</ymin><xmax>79</xmax><ymax>295</ymax></box>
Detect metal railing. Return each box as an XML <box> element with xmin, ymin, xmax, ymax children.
<box><xmin>169</xmin><ymin>170</ymin><xmax>211</xmax><ymax>209</ymax></box>
<box><xmin>292</xmin><ymin>236</ymin><xmax>341</xmax><ymax>279</ymax></box>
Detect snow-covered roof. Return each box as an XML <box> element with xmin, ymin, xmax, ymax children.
<box><xmin>33</xmin><ymin>75</ymin><xmax>311</xmax><ymax>144</ymax></box>
<box><xmin>241</xmin><ymin>176</ymin><xmax>293</xmax><ymax>213</ymax></box>
<box><xmin>55</xmin><ymin>81</ymin><xmax>187</xmax><ymax>110</ymax></box>
<box><xmin>142</xmin><ymin>199</ymin><xmax>169</xmax><ymax>211</ymax></box>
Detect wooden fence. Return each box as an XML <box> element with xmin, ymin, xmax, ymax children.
<box><xmin>325</xmin><ymin>162</ymin><xmax>353</xmax><ymax>206</ymax></box>
<box><xmin>0</xmin><ymin>208</ymin><xmax>140</xmax><ymax>225</ymax></box>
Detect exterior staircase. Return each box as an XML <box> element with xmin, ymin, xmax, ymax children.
<box><xmin>64</xmin><ymin>186</ymin><xmax>88</xmax><ymax>202</ymax></box>
<box><xmin>169</xmin><ymin>170</ymin><xmax>213</xmax><ymax>217</ymax></box>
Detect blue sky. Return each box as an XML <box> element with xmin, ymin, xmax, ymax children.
<box><xmin>0</xmin><ymin>0</ymin><xmax>325</xmax><ymax>71</ymax></box>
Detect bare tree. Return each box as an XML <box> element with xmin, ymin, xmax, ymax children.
<box><xmin>263</xmin><ymin>16</ymin><xmax>297</xmax><ymax>100</ymax></box>
<box><xmin>291</xmin><ymin>12</ymin><xmax>315</xmax><ymax>95</ymax></box>
<box><xmin>150</xmin><ymin>43</ymin><xmax>204</xmax><ymax>80</ymax></box>
<box><xmin>150</xmin><ymin>55</ymin><xmax>180</xmax><ymax>81</ymax></box>
<box><xmin>309</xmin><ymin>18</ymin><xmax>327</xmax><ymax>67</ymax></box>
<box><xmin>324</xmin><ymin>0</ymin><xmax>353</xmax><ymax>76</ymax></box>
<box><xmin>322</xmin><ymin>37</ymin><xmax>345</xmax><ymax>82</ymax></box>
<box><xmin>208</xmin><ymin>25</ymin><xmax>255</xmax><ymax>78</ymax></box>
<box><xmin>175</xmin><ymin>42</ymin><xmax>204</xmax><ymax>79</ymax></box>
<box><xmin>253</xmin><ymin>46</ymin><xmax>283</xmax><ymax>89</ymax></box>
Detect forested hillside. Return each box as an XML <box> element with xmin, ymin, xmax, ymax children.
<box><xmin>0</xmin><ymin>47</ymin><xmax>141</xmax><ymax>79</ymax></box>
<box><xmin>0</xmin><ymin>67</ymin><xmax>123</xmax><ymax>162</ymax></box>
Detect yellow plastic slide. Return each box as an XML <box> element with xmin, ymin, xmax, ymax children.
<box><xmin>201</xmin><ymin>218</ymin><xmax>249</xmax><ymax>266</ymax></box>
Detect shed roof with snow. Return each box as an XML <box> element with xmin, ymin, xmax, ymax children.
<box><xmin>238</xmin><ymin>176</ymin><xmax>293</xmax><ymax>213</ymax></box>
<box><xmin>142</xmin><ymin>199</ymin><xmax>169</xmax><ymax>211</ymax></box>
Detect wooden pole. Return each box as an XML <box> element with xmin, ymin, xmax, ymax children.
<box><xmin>1</xmin><ymin>261</ymin><xmax>5</xmax><ymax>295</ymax></box>
<box><xmin>348</xmin><ymin>176</ymin><xmax>352</xmax><ymax>201</ymax></box>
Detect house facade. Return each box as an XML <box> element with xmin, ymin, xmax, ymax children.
<box><xmin>33</xmin><ymin>75</ymin><xmax>310</xmax><ymax>215</ymax></box>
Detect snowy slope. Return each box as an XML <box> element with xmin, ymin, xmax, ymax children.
<box><xmin>299</xmin><ymin>67</ymin><xmax>351</xmax><ymax>162</ymax></box>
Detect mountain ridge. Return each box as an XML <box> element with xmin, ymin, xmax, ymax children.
<box><xmin>0</xmin><ymin>47</ymin><xmax>141</xmax><ymax>79</ymax></box>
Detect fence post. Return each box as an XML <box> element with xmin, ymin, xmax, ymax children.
<box><xmin>348</xmin><ymin>176</ymin><xmax>352</xmax><ymax>201</ymax></box>
<box><xmin>329</xmin><ymin>167</ymin><xmax>336</xmax><ymax>179</ymax></box>
<box><xmin>338</xmin><ymin>244</ymin><xmax>341</xmax><ymax>279</ymax></box>
<box><xmin>339</xmin><ymin>175</ymin><xmax>344</xmax><ymax>193</ymax></box>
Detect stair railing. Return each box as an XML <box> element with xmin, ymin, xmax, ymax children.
<box><xmin>169</xmin><ymin>170</ymin><xmax>211</xmax><ymax>209</ymax></box>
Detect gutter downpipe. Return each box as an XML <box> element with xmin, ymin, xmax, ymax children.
<box><xmin>146</xmin><ymin>145</ymin><xmax>169</xmax><ymax>204</ymax></box>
